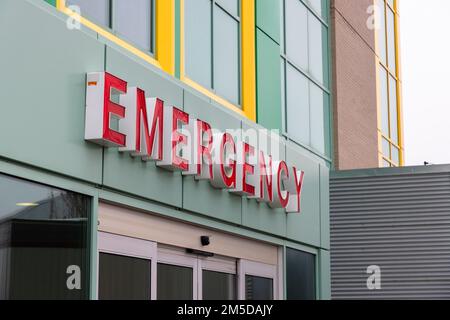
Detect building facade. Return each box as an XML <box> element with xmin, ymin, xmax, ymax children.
<box><xmin>330</xmin><ymin>165</ymin><xmax>450</xmax><ymax>299</ymax></box>
<box><xmin>331</xmin><ymin>0</ymin><xmax>404</xmax><ymax>170</ymax></box>
<box><xmin>0</xmin><ymin>0</ymin><xmax>331</xmax><ymax>299</ymax></box>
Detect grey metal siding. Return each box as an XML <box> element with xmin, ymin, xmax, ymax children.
<box><xmin>330</xmin><ymin>167</ymin><xmax>450</xmax><ymax>299</ymax></box>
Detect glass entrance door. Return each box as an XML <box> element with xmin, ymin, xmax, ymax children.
<box><xmin>156</xmin><ymin>246</ymin><xmax>237</xmax><ymax>300</ymax></box>
<box><xmin>97</xmin><ymin>232</ymin><xmax>157</xmax><ymax>300</ymax></box>
<box><xmin>200</xmin><ymin>256</ymin><xmax>237</xmax><ymax>300</ymax></box>
<box><xmin>97</xmin><ymin>233</ymin><xmax>279</xmax><ymax>300</ymax></box>
<box><xmin>157</xmin><ymin>246</ymin><xmax>198</xmax><ymax>300</ymax></box>
<box><xmin>238</xmin><ymin>260</ymin><xmax>278</xmax><ymax>300</ymax></box>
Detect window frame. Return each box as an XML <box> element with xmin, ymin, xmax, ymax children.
<box><xmin>57</xmin><ymin>0</ymin><xmax>175</xmax><ymax>75</ymax></box>
<box><xmin>375</xmin><ymin>0</ymin><xmax>404</xmax><ymax>167</ymax></box>
<box><xmin>179</xmin><ymin>0</ymin><xmax>256</xmax><ymax>121</ymax></box>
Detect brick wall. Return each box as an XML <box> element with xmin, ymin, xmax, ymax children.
<box><xmin>331</xmin><ymin>0</ymin><xmax>379</xmax><ymax>170</ymax></box>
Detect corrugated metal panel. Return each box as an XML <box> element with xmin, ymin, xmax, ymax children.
<box><xmin>330</xmin><ymin>167</ymin><xmax>450</xmax><ymax>300</ymax></box>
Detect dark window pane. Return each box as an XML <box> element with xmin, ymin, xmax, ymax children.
<box><xmin>245</xmin><ymin>275</ymin><xmax>273</xmax><ymax>300</ymax></box>
<box><xmin>286</xmin><ymin>248</ymin><xmax>316</xmax><ymax>300</ymax></box>
<box><xmin>0</xmin><ymin>174</ymin><xmax>90</xmax><ymax>300</ymax></box>
<box><xmin>203</xmin><ymin>270</ymin><xmax>236</xmax><ymax>300</ymax></box>
<box><xmin>98</xmin><ymin>253</ymin><xmax>151</xmax><ymax>300</ymax></box>
<box><xmin>157</xmin><ymin>263</ymin><xmax>193</xmax><ymax>300</ymax></box>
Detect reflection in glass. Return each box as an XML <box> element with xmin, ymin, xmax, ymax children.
<box><xmin>157</xmin><ymin>263</ymin><xmax>193</xmax><ymax>300</ymax></box>
<box><xmin>203</xmin><ymin>270</ymin><xmax>236</xmax><ymax>300</ymax></box>
<box><xmin>245</xmin><ymin>275</ymin><xmax>273</xmax><ymax>300</ymax></box>
<box><xmin>0</xmin><ymin>174</ymin><xmax>90</xmax><ymax>300</ymax></box>
<box><xmin>99</xmin><ymin>253</ymin><xmax>151</xmax><ymax>300</ymax></box>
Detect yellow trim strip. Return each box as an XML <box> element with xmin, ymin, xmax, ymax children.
<box><xmin>156</xmin><ymin>0</ymin><xmax>175</xmax><ymax>75</ymax></box>
<box><xmin>179</xmin><ymin>0</ymin><xmax>256</xmax><ymax>121</ymax></box>
<box><xmin>57</xmin><ymin>0</ymin><xmax>175</xmax><ymax>75</ymax></box>
<box><xmin>241</xmin><ymin>0</ymin><xmax>257</xmax><ymax>121</ymax></box>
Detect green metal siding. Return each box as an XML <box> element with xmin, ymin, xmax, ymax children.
<box><xmin>0</xmin><ymin>0</ymin><xmax>104</xmax><ymax>184</ymax></box>
<box><xmin>255</xmin><ymin>29</ymin><xmax>282</xmax><ymax>131</ymax></box>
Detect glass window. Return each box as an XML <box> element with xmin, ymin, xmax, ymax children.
<box><xmin>391</xmin><ymin>146</ymin><xmax>400</xmax><ymax>165</ymax></box>
<box><xmin>379</xmin><ymin>65</ymin><xmax>389</xmax><ymax>136</ymax></box>
<box><xmin>286</xmin><ymin>64</ymin><xmax>310</xmax><ymax>145</ymax></box>
<box><xmin>389</xmin><ymin>75</ymin><xmax>398</xmax><ymax>144</ymax></box>
<box><xmin>113</xmin><ymin>0</ymin><xmax>153</xmax><ymax>52</ymax></box>
<box><xmin>376</xmin><ymin>0</ymin><xmax>387</xmax><ymax>65</ymax></box>
<box><xmin>98</xmin><ymin>253</ymin><xmax>151</xmax><ymax>300</ymax></box>
<box><xmin>245</xmin><ymin>275</ymin><xmax>273</xmax><ymax>300</ymax></box>
<box><xmin>157</xmin><ymin>263</ymin><xmax>193</xmax><ymax>300</ymax></box>
<box><xmin>216</xmin><ymin>0</ymin><xmax>239</xmax><ymax>17</ymax></box>
<box><xmin>308</xmin><ymin>13</ymin><xmax>325</xmax><ymax>84</ymax></box>
<box><xmin>386</xmin><ymin>7</ymin><xmax>396</xmax><ymax>72</ymax></box>
<box><xmin>185</xmin><ymin>0</ymin><xmax>241</xmax><ymax>106</ymax></box>
<box><xmin>286</xmin><ymin>248</ymin><xmax>316</xmax><ymax>300</ymax></box>
<box><xmin>310</xmin><ymin>83</ymin><xmax>325</xmax><ymax>154</ymax></box>
<box><xmin>285</xmin><ymin>0</ymin><xmax>308</xmax><ymax>71</ymax></box>
<box><xmin>66</xmin><ymin>0</ymin><xmax>154</xmax><ymax>54</ymax></box>
<box><xmin>67</xmin><ymin>0</ymin><xmax>110</xmax><ymax>27</ymax></box>
<box><xmin>213</xmin><ymin>5</ymin><xmax>240</xmax><ymax>104</ymax></box>
<box><xmin>282</xmin><ymin>0</ymin><xmax>329</xmax><ymax>156</ymax></box>
<box><xmin>203</xmin><ymin>270</ymin><xmax>236</xmax><ymax>300</ymax></box>
<box><xmin>308</xmin><ymin>0</ymin><xmax>323</xmax><ymax>17</ymax></box>
<box><xmin>382</xmin><ymin>137</ymin><xmax>390</xmax><ymax>158</ymax></box>
<box><xmin>0</xmin><ymin>174</ymin><xmax>90</xmax><ymax>300</ymax></box>
<box><xmin>185</xmin><ymin>0</ymin><xmax>212</xmax><ymax>89</ymax></box>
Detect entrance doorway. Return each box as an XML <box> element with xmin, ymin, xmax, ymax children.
<box><xmin>97</xmin><ymin>232</ymin><xmax>278</xmax><ymax>300</ymax></box>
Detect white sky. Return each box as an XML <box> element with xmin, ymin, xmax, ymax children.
<box><xmin>400</xmin><ymin>0</ymin><xmax>450</xmax><ymax>165</ymax></box>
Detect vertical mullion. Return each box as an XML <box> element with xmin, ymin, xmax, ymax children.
<box><xmin>109</xmin><ymin>0</ymin><xmax>113</xmax><ymax>30</ymax></box>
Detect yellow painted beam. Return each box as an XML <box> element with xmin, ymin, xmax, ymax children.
<box><xmin>241</xmin><ymin>0</ymin><xmax>257</xmax><ymax>122</ymax></box>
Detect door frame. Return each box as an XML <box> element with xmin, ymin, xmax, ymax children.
<box><xmin>238</xmin><ymin>259</ymin><xmax>279</xmax><ymax>300</ymax></box>
<box><xmin>97</xmin><ymin>232</ymin><xmax>157</xmax><ymax>300</ymax></box>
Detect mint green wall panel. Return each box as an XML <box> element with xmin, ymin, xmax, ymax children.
<box><xmin>256</xmin><ymin>30</ymin><xmax>282</xmax><ymax>131</ymax></box>
<box><xmin>320</xmin><ymin>164</ymin><xmax>330</xmax><ymax>250</ymax></box>
<box><xmin>285</xmin><ymin>142</ymin><xmax>321</xmax><ymax>247</ymax></box>
<box><xmin>240</xmin><ymin>121</ymin><xmax>286</xmax><ymax>236</ymax></box>
<box><xmin>102</xmin><ymin>47</ymin><xmax>183</xmax><ymax>207</ymax></box>
<box><xmin>256</xmin><ymin>0</ymin><xmax>280</xmax><ymax>43</ymax></box>
<box><xmin>0</xmin><ymin>0</ymin><xmax>104</xmax><ymax>184</ymax></box>
<box><xmin>182</xmin><ymin>91</ymin><xmax>242</xmax><ymax>224</ymax></box>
